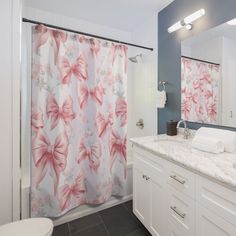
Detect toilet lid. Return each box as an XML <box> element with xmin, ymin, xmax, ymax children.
<box><xmin>0</xmin><ymin>218</ymin><xmax>53</xmax><ymax>236</ymax></box>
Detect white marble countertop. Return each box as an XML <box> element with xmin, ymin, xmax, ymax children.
<box><xmin>130</xmin><ymin>134</ymin><xmax>236</xmax><ymax>190</ymax></box>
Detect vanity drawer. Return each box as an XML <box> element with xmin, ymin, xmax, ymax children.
<box><xmin>167</xmin><ymin>161</ymin><xmax>195</xmax><ymax>199</ymax></box>
<box><xmin>196</xmin><ymin>175</ymin><xmax>236</xmax><ymax>227</ymax></box>
<box><xmin>167</xmin><ymin>185</ymin><xmax>195</xmax><ymax>236</ymax></box>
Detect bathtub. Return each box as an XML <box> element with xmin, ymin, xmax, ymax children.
<box><xmin>21</xmin><ymin>161</ymin><xmax>133</xmax><ymax>226</ymax></box>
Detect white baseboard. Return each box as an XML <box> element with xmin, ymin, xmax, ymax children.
<box><xmin>53</xmin><ymin>194</ymin><xmax>133</xmax><ymax>226</ymax></box>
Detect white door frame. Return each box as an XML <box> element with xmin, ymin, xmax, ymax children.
<box><xmin>12</xmin><ymin>0</ymin><xmax>22</xmax><ymax>221</ymax></box>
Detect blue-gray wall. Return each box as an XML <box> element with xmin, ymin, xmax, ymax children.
<box><xmin>158</xmin><ymin>0</ymin><xmax>236</xmax><ymax>134</ymax></box>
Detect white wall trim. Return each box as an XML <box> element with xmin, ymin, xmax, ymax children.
<box><xmin>12</xmin><ymin>0</ymin><xmax>22</xmax><ymax>221</ymax></box>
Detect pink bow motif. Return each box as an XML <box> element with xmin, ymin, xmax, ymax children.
<box><xmin>77</xmin><ymin>142</ymin><xmax>101</xmax><ymax>171</ymax></box>
<box><xmin>110</xmin><ymin>44</ymin><xmax>128</xmax><ymax>73</ymax></box>
<box><xmin>207</xmin><ymin>101</ymin><xmax>217</xmax><ymax>122</ymax></box>
<box><xmin>31</xmin><ymin>108</ymin><xmax>44</xmax><ymax>131</ymax></box>
<box><xmin>181</xmin><ymin>99</ymin><xmax>191</xmax><ymax>120</ymax></box>
<box><xmin>58</xmin><ymin>55</ymin><xmax>88</xmax><ymax>84</ymax></box>
<box><xmin>109</xmin><ymin>129</ymin><xmax>127</xmax><ymax>172</ymax></box>
<box><xmin>205</xmin><ymin>90</ymin><xmax>214</xmax><ymax>100</ymax></box>
<box><xmin>184</xmin><ymin>91</ymin><xmax>198</xmax><ymax>104</ymax></box>
<box><xmin>96</xmin><ymin>111</ymin><xmax>113</xmax><ymax>138</ymax></box>
<box><xmin>78</xmin><ymin>83</ymin><xmax>105</xmax><ymax>109</ymax></box>
<box><xmin>200</xmin><ymin>73</ymin><xmax>212</xmax><ymax>84</ymax></box>
<box><xmin>59</xmin><ymin>173</ymin><xmax>86</xmax><ymax>211</ymax></box>
<box><xmin>34</xmin><ymin>25</ymin><xmax>67</xmax><ymax>64</ymax></box>
<box><xmin>32</xmin><ymin>130</ymin><xmax>69</xmax><ymax>195</ymax></box>
<box><xmin>193</xmin><ymin>79</ymin><xmax>205</xmax><ymax>92</ymax></box>
<box><xmin>46</xmin><ymin>95</ymin><xmax>76</xmax><ymax>130</ymax></box>
<box><xmin>115</xmin><ymin>98</ymin><xmax>127</xmax><ymax>127</ymax></box>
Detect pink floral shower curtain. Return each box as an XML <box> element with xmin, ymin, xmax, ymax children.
<box><xmin>31</xmin><ymin>25</ymin><xmax>128</xmax><ymax>217</ymax></box>
<box><xmin>181</xmin><ymin>57</ymin><xmax>220</xmax><ymax>124</ymax></box>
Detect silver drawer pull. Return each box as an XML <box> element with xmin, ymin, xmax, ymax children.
<box><xmin>170</xmin><ymin>206</ymin><xmax>186</xmax><ymax>219</ymax></box>
<box><xmin>170</xmin><ymin>175</ymin><xmax>186</xmax><ymax>185</ymax></box>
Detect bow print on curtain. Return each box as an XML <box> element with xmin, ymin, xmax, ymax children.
<box><xmin>181</xmin><ymin>57</ymin><xmax>220</xmax><ymax>124</ymax></box>
<box><xmin>31</xmin><ymin>25</ymin><xmax>128</xmax><ymax>217</ymax></box>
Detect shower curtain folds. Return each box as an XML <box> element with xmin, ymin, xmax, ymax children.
<box><xmin>31</xmin><ymin>25</ymin><xmax>128</xmax><ymax>217</ymax></box>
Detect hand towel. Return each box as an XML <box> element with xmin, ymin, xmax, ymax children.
<box><xmin>191</xmin><ymin>135</ymin><xmax>224</xmax><ymax>154</ymax></box>
<box><xmin>195</xmin><ymin>127</ymin><xmax>236</xmax><ymax>153</ymax></box>
<box><xmin>157</xmin><ymin>90</ymin><xmax>167</xmax><ymax>108</ymax></box>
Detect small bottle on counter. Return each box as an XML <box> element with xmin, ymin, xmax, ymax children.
<box><xmin>166</xmin><ymin>120</ymin><xmax>178</xmax><ymax>136</ymax></box>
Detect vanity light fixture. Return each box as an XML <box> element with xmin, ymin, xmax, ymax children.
<box><xmin>168</xmin><ymin>9</ymin><xmax>205</xmax><ymax>33</ymax></box>
<box><xmin>227</xmin><ymin>18</ymin><xmax>236</xmax><ymax>25</ymax></box>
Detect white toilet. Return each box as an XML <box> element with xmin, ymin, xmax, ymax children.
<box><xmin>0</xmin><ymin>218</ymin><xmax>53</xmax><ymax>236</ymax></box>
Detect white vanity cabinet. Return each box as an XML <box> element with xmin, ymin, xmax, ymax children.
<box><xmin>133</xmin><ymin>148</ymin><xmax>167</xmax><ymax>236</ymax></box>
<box><xmin>132</xmin><ymin>145</ymin><xmax>236</xmax><ymax>236</ymax></box>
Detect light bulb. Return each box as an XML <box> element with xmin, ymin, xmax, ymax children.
<box><xmin>184</xmin><ymin>9</ymin><xmax>205</xmax><ymax>25</ymax></box>
<box><xmin>167</xmin><ymin>8</ymin><xmax>205</xmax><ymax>34</ymax></box>
<box><xmin>168</xmin><ymin>21</ymin><xmax>183</xmax><ymax>33</ymax></box>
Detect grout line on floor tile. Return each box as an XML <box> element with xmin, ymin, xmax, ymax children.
<box><xmin>102</xmin><ymin>222</ymin><xmax>111</xmax><ymax>236</ymax></box>
<box><xmin>67</xmin><ymin>222</ymin><xmax>72</xmax><ymax>236</ymax></box>
<box><xmin>69</xmin><ymin>213</ymin><xmax>102</xmax><ymax>235</ymax></box>
<box><xmin>97</xmin><ymin>212</ymin><xmax>111</xmax><ymax>236</ymax></box>
<box><xmin>97</xmin><ymin>212</ymin><xmax>105</xmax><ymax>226</ymax></box>
<box><xmin>122</xmin><ymin>201</ymin><xmax>134</xmax><ymax>218</ymax></box>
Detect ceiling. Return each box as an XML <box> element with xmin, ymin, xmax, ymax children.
<box><xmin>23</xmin><ymin>0</ymin><xmax>174</xmax><ymax>31</ymax></box>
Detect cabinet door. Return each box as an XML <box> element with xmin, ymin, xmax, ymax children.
<box><xmin>133</xmin><ymin>150</ymin><xmax>167</xmax><ymax>236</ymax></box>
<box><xmin>149</xmin><ymin>169</ymin><xmax>166</xmax><ymax>236</ymax></box>
<box><xmin>133</xmin><ymin>168</ymin><xmax>149</xmax><ymax>225</ymax></box>
<box><xmin>196</xmin><ymin>204</ymin><xmax>236</xmax><ymax>236</ymax></box>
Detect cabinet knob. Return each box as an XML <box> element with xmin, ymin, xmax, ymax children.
<box><xmin>146</xmin><ymin>176</ymin><xmax>150</xmax><ymax>181</ymax></box>
<box><xmin>142</xmin><ymin>174</ymin><xmax>146</xmax><ymax>179</ymax></box>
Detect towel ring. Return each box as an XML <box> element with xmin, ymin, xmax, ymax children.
<box><xmin>159</xmin><ymin>81</ymin><xmax>167</xmax><ymax>91</ymax></box>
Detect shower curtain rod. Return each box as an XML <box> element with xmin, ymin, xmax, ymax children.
<box><xmin>22</xmin><ymin>18</ymin><xmax>154</xmax><ymax>51</ymax></box>
<box><xmin>181</xmin><ymin>55</ymin><xmax>220</xmax><ymax>66</ymax></box>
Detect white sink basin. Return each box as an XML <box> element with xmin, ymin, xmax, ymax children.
<box><xmin>150</xmin><ymin>137</ymin><xmax>191</xmax><ymax>155</ymax></box>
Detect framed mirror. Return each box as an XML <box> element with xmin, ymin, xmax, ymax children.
<box><xmin>181</xmin><ymin>18</ymin><xmax>236</xmax><ymax>128</ymax></box>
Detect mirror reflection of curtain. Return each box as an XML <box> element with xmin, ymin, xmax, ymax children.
<box><xmin>181</xmin><ymin>57</ymin><xmax>220</xmax><ymax>124</ymax></box>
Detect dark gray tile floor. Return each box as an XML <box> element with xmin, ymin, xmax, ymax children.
<box><xmin>53</xmin><ymin>201</ymin><xmax>151</xmax><ymax>236</ymax></box>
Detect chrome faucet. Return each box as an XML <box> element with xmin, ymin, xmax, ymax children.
<box><xmin>176</xmin><ymin>119</ymin><xmax>190</xmax><ymax>139</ymax></box>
